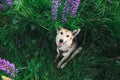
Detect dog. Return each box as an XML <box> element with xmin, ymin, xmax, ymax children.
<box><xmin>54</xmin><ymin>27</ymin><xmax>82</xmax><ymax>68</ymax></box>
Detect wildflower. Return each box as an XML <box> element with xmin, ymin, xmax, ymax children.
<box><xmin>2</xmin><ymin>0</ymin><xmax>13</xmax><ymax>7</ymax></box>
<box><xmin>52</xmin><ymin>0</ymin><xmax>62</xmax><ymax>20</ymax></box>
<box><xmin>62</xmin><ymin>0</ymin><xmax>72</xmax><ymax>22</ymax></box>
<box><xmin>71</xmin><ymin>0</ymin><xmax>81</xmax><ymax>17</ymax></box>
<box><xmin>0</xmin><ymin>58</ymin><xmax>18</xmax><ymax>77</ymax></box>
<box><xmin>52</xmin><ymin>0</ymin><xmax>81</xmax><ymax>21</ymax></box>
<box><xmin>2</xmin><ymin>75</ymin><xmax>13</xmax><ymax>80</ymax></box>
<box><xmin>0</xmin><ymin>0</ymin><xmax>13</xmax><ymax>11</ymax></box>
<box><xmin>0</xmin><ymin>4</ymin><xmax>5</xmax><ymax>10</ymax></box>
<box><xmin>52</xmin><ymin>0</ymin><xmax>59</xmax><ymax>20</ymax></box>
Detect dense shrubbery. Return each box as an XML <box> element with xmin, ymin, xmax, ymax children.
<box><xmin>0</xmin><ymin>0</ymin><xmax>120</xmax><ymax>80</ymax></box>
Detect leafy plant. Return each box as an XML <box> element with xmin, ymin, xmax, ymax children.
<box><xmin>0</xmin><ymin>0</ymin><xmax>120</xmax><ymax>80</ymax></box>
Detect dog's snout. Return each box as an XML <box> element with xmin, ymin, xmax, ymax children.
<box><xmin>59</xmin><ymin>39</ymin><xmax>63</xmax><ymax>43</ymax></box>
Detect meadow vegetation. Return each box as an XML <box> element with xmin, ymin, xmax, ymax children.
<box><xmin>0</xmin><ymin>0</ymin><xmax>120</xmax><ymax>80</ymax></box>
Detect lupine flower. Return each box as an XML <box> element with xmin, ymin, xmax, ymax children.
<box><xmin>62</xmin><ymin>0</ymin><xmax>72</xmax><ymax>22</ymax></box>
<box><xmin>0</xmin><ymin>0</ymin><xmax>13</xmax><ymax>10</ymax></box>
<box><xmin>52</xmin><ymin>0</ymin><xmax>62</xmax><ymax>20</ymax></box>
<box><xmin>52</xmin><ymin>0</ymin><xmax>81</xmax><ymax>22</ymax></box>
<box><xmin>0</xmin><ymin>4</ymin><xmax>5</xmax><ymax>10</ymax></box>
<box><xmin>52</xmin><ymin>0</ymin><xmax>59</xmax><ymax>20</ymax></box>
<box><xmin>0</xmin><ymin>58</ymin><xmax>18</xmax><ymax>77</ymax></box>
<box><xmin>71</xmin><ymin>0</ymin><xmax>81</xmax><ymax>17</ymax></box>
<box><xmin>3</xmin><ymin>0</ymin><xmax>13</xmax><ymax>7</ymax></box>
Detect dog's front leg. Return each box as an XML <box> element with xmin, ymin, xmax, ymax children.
<box><xmin>53</xmin><ymin>48</ymin><xmax>60</xmax><ymax>63</ymax></box>
<box><xmin>61</xmin><ymin>47</ymin><xmax>82</xmax><ymax>68</ymax></box>
<box><xmin>57</xmin><ymin>52</ymin><xmax>70</xmax><ymax>68</ymax></box>
<box><xmin>67</xmin><ymin>47</ymin><xmax>82</xmax><ymax>61</ymax></box>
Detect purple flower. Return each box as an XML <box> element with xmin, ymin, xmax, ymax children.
<box><xmin>62</xmin><ymin>0</ymin><xmax>72</xmax><ymax>22</ymax></box>
<box><xmin>51</xmin><ymin>0</ymin><xmax>81</xmax><ymax>22</ymax></box>
<box><xmin>71</xmin><ymin>0</ymin><xmax>81</xmax><ymax>17</ymax></box>
<box><xmin>0</xmin><ymin>4</ymin><xmax>5</xmax><ymax>10</ymax></box>
<box><xmin>52</xmin><ymin>0</ymin><xmax>59</xmax><ymax>20</ymax></box>
<box><xmin>7</xmin><ymin>0</ymin><xmax>13</xmax><ymax>6</ymax></box>
<box><xmin>2</xmin><ymin>0</ymin><xmax>13</xmax><ymax>7</ymax></box>
<box><xmin>0</xmin><ymin>58</ymin><xmax>18</xmax><ymax>77</ymax></box>
<box><xmin>0</xmin><ymin>0</ymin><xmax>13</xmax><ymax>11</ymax></box>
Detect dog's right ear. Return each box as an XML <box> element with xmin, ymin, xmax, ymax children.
<box><xmin>72</xmin><ymin>29</ymin><xmax>80</xmax><ymax>38</ymax></box>
<box><xmin>56</xmin><ymin>27</ymin><xmax>62</xmax><ymax>33</ymax></box>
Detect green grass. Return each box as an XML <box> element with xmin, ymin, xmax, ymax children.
<box><xmin>0</xmin><ymin>0</ymin><xmax>120</xmax><ymax>80</ymax></box>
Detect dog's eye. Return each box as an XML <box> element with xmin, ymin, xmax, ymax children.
<box><xmin>66</xmin><ymin>35</ymin><xmax>69</xmax><ymax>37</ymax></box>
<box><xmin>60</xmin><ymin>32</ymin><xmax>63</xmax><ymax>35</ymax></box>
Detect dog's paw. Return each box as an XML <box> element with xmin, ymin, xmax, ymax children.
<box><xmin>60</xmin><ymin>62</ymin><xmax>67</xmax><ymax>69</ymax></box>
<box><xmin>60</xmin><ymin>65</ymin><xmax>65</xmax><ymax>69</ymax></box>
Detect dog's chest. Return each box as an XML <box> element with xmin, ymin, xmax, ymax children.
<box><xmin>59</xmin><ymin>50</ymin><xmax>68</xmax><ymax>54</ymax></box>
<box><xmin>59</xmin><ymin>50</ymin><xmax>69</xmax><ymax>56</ymax></box>
<box><xmin>58</xmin><ymin>44</ymin><xmax>69</xmax><ymax>51</ymax></box>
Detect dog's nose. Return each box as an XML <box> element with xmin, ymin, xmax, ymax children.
<box><xmin>59</xmin><ymin>39</ymin><xmax>63</xmax><ymax>43</ymax></box>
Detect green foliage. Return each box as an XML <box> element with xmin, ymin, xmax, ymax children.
<box><xmin>0</xmin><ymin>0</ymin><xmax>120</xmax><ymax>80</ymax></box>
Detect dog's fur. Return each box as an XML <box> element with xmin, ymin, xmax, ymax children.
<box><xmin>54</xmin><ymin>27</ymin><xmax>82</xmax><ymax>68</ymax></box>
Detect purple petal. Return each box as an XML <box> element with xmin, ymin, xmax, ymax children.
<box><xmin>71</xmin><ymin>0</ymin><xmax>81</xmax><ymax>17</ymax></box>
<box><xmin>52</xmin><ymin>0</ymin><xmax>59</xmax><ymax>20</ymax></box>
<box><xmin>0</xmin><ymin>4</ymin><xmax>5</xmax><ymax>10</ymax></box>
<box><xmin>62</xmin><ymin>0</ymin><xmax>72</xmax><ymax>22</ymax></box>
<box><xmin>0</xmin><ymin>58</ymin><xmax>18</xmax><ymax>77</ymax></box>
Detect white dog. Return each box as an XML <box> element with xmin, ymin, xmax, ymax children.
<box><xmin>54</xmin><ymin>27</ymin><xmax>82</xmax><ymax>68</ymax></box>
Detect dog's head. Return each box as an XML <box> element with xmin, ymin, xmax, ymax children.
<box><xmin>56</xmin><ymin>27</ymin><xmax>80</xmax><ymax>48</ymax></box>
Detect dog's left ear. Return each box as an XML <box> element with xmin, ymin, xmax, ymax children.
<box><xmin>72</xmin><ymin>29</ymin><xmax>80</xmax><ymax>38</ymax></box>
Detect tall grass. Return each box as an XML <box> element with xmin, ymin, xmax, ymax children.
<box><xmin>0</xmin><ymin>0</ymin><xmax>120</xmax><ymax>80</ymax></box>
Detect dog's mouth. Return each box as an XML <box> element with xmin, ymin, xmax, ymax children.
<box><xmin>58</xmin><ymin>43</ymin><xmax>63</xmax><ymax>48</ymax></box>
<box><xmin>57</xmin><ymin>41</ymin><xmax>67</xmax><ymax>48</ymax></box>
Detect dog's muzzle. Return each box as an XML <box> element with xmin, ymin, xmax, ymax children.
<box><xmin>58</xmin><ymin>39</ymin><xmax>64</xmax><ymax>48</ymax></box>
<box><xmin>58</xmin><ymin>43</ymin><xmax>63</xmax><ymax>48</ymax></box>
<box><xmin>59</xmin><ymin>39</ymin><xmax>63</xmax><ymax>43</ymax></box>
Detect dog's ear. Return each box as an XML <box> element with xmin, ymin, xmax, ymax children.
<box><xmin>56</xmin><ymin>26</ymin><xmax>62</xmax><ymax>33</ymax></box>
<box><xmin>72</xmin><ymin>29</ymin><xmax>80</xmax><ymax>38</ymax></box>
